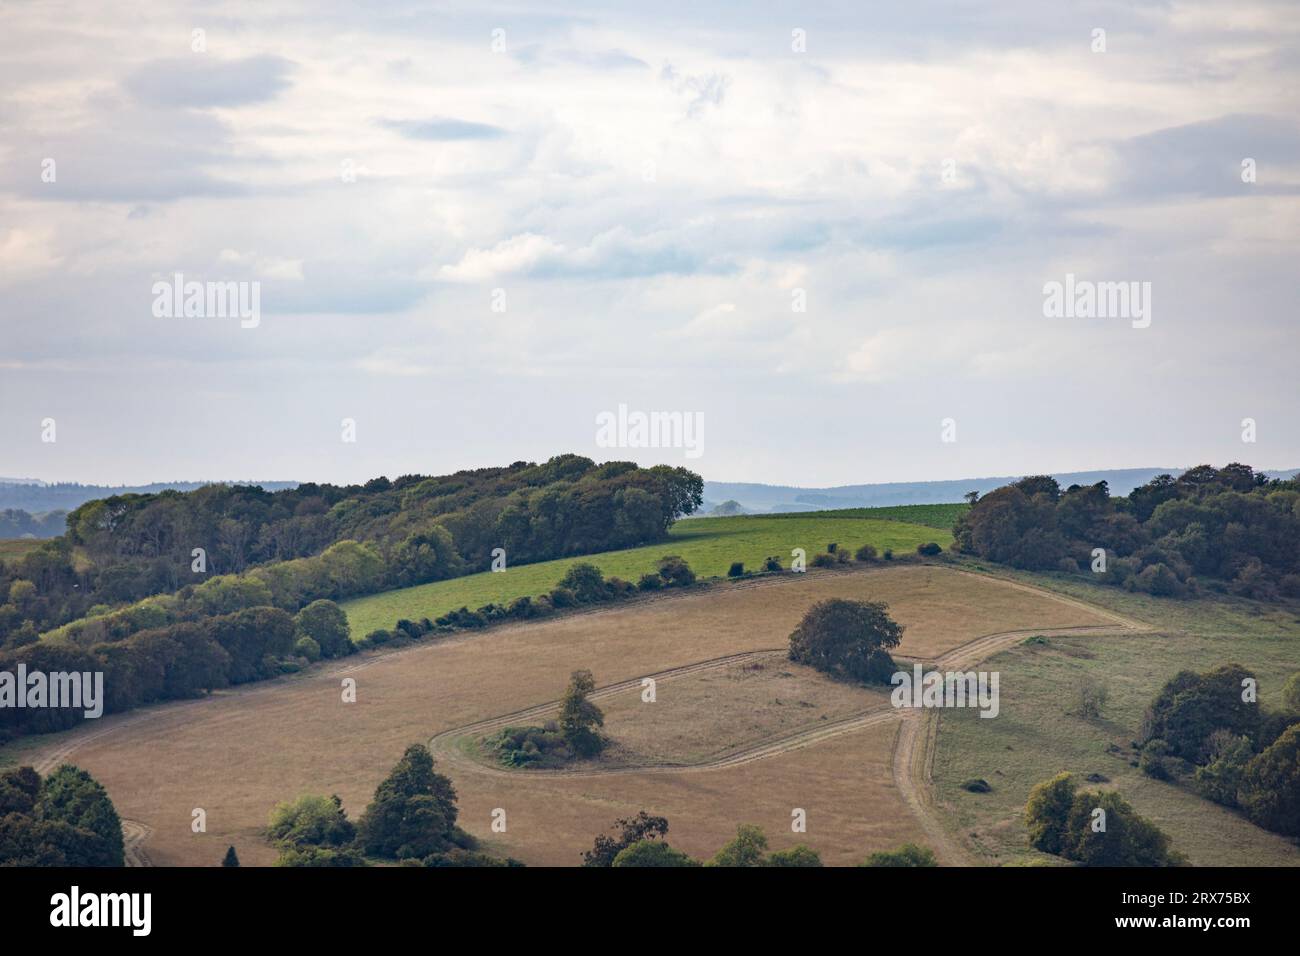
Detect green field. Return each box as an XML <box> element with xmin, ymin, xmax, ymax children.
<box><xmin>756</xmin><ymin>502</ymin><xmax>967</xmax><ymax>530</ymax></box>
<box><xmin>341</xmin><ymin>511</ymin><xmax>953</xmax><ymax>636</ymax></box>
<box><xmin>932</xmin><ymin>567</ymin><xmax>1300</xmax><ymax>866</ymax></box>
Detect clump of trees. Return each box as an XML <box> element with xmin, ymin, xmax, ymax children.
<box><xmin>788</xmin><ymin>598</ymin><xmax>902</xmax><ymax>685</ymax></box>
<box><xmin>583</xmin><ymin>815</ymin><xmax>822</xmax><ymax>867</ymax></box>
<box><xmin>267</xmin><ymin>743</ymin><xmax>510</xmax><ymax>866</ymax></box>
<box><xmin>1137</xmin><ymin>664</ymin><xmax>1300</xmax><ymax>837</ymax></box>
<box><xmin>0</xmin><ymin>764</ymin><xmax>124</xmax><ymax>866</ymax></box>
<box><xmin>490</xmin><ymin>670</ymin><xmax>606</xmax><ymax>766</ymax></box>
<box><xmin>953</xmin><ymin>465</ymin><xmax>1300</xmax><ymax>600</ymax></box>
<box><xmin>1024</xmin><ymin>772</ymin><xmax>1184</xmax><ymax>866</ymax></box>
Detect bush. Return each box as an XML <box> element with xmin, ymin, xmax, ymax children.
<box><xmin>294</xmin><ymin>636</ymin><xmax>322</xmax><ymax>662</ymax></box>
<box><xmin>761</xmin><ymin>556</ymin><xmax>783</xmax><ymax>572</ymax></box>
<box><xmin>917</xmin><ymin>542</ymin><xmax>942</xmax><ymax>556</ymax></box>
<box><xmin>1139</xmin><ymin>739</ymin><xmax>1175</xmax><ymax>780</ymax></box>
<box><xmin>548</xmin><ymin>587</ymin><xmax>577</xmax><ymax>608</ymax></box>
<box><xmin>811</xmin><ymin>552</ymin><xmax>837</xmax><ymax>569</ymax></box>
<box><xmin>582</xmin><ymin>811</ymin><xmax>669</xmax><ymax>867</ymax></box>
<box><xmin>962</xmin><ymin>778</ymin><xmax>992</xmax><ymax>793</ymax></box>
<box><xmin>854</xmin><ymin>544</ymin><xmax>878</xmax><ymax>562</ymax></box>
<box><xmin>706</xmin><ymin>824</ymin><xmax>768</xmax><ymax>867</ymax></box>
<box><xmin>293</xmin><ymin>599</ymin><xmax>353</xmax><ymax>659</ymax></box>
<box><xmin>557</xmin><ymin>563</ymin><xmax>607</xmax><ymax>603</ymax></box>
<box><xmin>727</xmin><ymin>562</ymin><xmax>745</xmax><ymax>578</ymax></box>
<box><xmin>656</xmin><ymin>555</ymin><xmax>696</xmax><ymax>587</ymax></box>
<box><xmin>637</xmin><ymin>573</ymin><xmax>663</xmax><ymax>591</ymax></box>
<box><xmin>861</xmin><ymin>843</ymin><xmax>937</xmax><ymax>867</ymax></box>
<box><xmin>605</xmin><ymin>576</ymin><xmax>636</xmax><ymax>598</ymax></box>
<box><xmin>1074</xmin><ymin>676</ymin><xmax>1109</xmax><ymax>720</ymax></box>
<box><xmin>882</xmin><ymin>548</ymin><xmax>894</xmax><ymax>561</ymax></box>
<box><xmin>1025</xmin><ymin>772</ymin><xmax>1183</xmax><ymax>865</ymax></box>
<box><xmin>365</xmin><ymin>628</ymin><xmax>392</xmax><ymax>645</ymax></box>
<box><xmin>268</xmin><ymin>794</ymin><xmax>355</xmax><ymax>849</ymax></box>
<box><xmin>1141</xmin><ymin>664</ymin><xmax>1260</xmax><ymax>762</ymax></box>
<box><xmin>1194</xmin><ymin>731</ymin><xmax>1254</xmax><ymax>807</ymax></box>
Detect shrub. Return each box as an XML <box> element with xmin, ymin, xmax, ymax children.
<box><xmin>727</xmin><ymin>562</ymin><xmax>745</xmax><ymax>578</ymax></box>
<box><xmin>557</xmin><ymin>563</ymin><xmax>607</xmax><ymax>603</ymax></box>
<box><xmin>811</xmin><ymin>552</ymin><xmax>837</xmax><ymax>569</ymax></box>
<box><xmin>1194</xmin><ymin>731</ymin><xmax>1254</xmax><ymax>807</ymax></box>
<box><xmin>365</xmin><ymin>628</ymin><xmax>392</xmax><ymax>645</ymax></box>
<box><xmin>962</xmin><ymin>778</ymin><xmax>992</xmax><ymax>793</ymax></box>
<box><xmin>294</xmin><ymin>636</ymin><xmax>322</xmax><ymax>662</ymax></box>
<box><xmin>637</xmin><ymin>573</ymin><xmax>663</xmax><ymax>591</ymax></box>
<box><xmin>854</xmin><ymin>544</ymin><xmax>877</xmax><ymax>562</ymax></box>
<box><xmin>1282</xmin><ymin>672</ymin><xmax>1300</xmax><ymax>716</ymax></box>
<box><xmin>605</xmin><ymin>576</ymin><xmax>636</xmax><ymax>598</ymax></box>
<box><xmin>656</xmin><ymin>555</ymin><xmax>696</xmax><ymax>587</ymax></box>
<box><xmin>862</xmin><ymin>843</ymin><xmax>937</xmax><ymax>867</ymax></box>
<box><xmin>761</xmin><ymin>555</ymin><xmax>783</xmax><ymax>572</ymax></box>
<box><xmin>293</xmin><ymin>599</ymin><xmax>353</xmax><ymax>659</ymax></box>
<box><xmin>268</xmin><ymin>794</ymin><xmax>355</xmax><ymax>849</ymax></box>
<box><xmin>1024</xmin><ymin>772</ymin><xmax>1076</xmax><ymax>855</ymax></box>
<box><xmin>1026</xmin><ymin>772</ymin><xmax>1183</xmax><ymax>865</ymax></box>
<box><xmin>882</xmin><ymin>548</ymin><xmax>894</xmax><ymax>561</ymax></box>
<box><xmin>548</xmin><ymin>587</ymin><xmax>577</xmax><ymax>609</ymax></box>
<box><xmin>1074</xmin><ymin>676</ymin><xmax>1109</xmax><ymax>720</ymax></box>
<box><xmin>1139</xmin><ymin>739</ymin><xmax>1175</xmax><ymax>780</ymax></box>
<box><xmin>917</xmin><ymin>542</ymin><xmax>942</xmax><ymax>556</ymax></box>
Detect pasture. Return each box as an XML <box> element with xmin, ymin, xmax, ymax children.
<box><xmin>7</xmin><ymin>563</ymin><xmax>1109</xmax><ymax>866</ymax></box>
<box><xmin>341</xmin><ymin>510</ymin><xmax>954</xmax><ymax>636</ymax></box>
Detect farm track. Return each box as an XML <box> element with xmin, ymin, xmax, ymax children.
<box><xmin>430</xmin><ymin>574</ymin><xmax>1151</xmax><ymax>864</ymax></box>
<box><xmin>25</xmin><ymin>563</ymin><xmax>1151</xmax><ymax>866</ymax></box>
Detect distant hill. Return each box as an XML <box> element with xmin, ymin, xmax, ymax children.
<box><xmin>703</xmin><ymin>467</ymin><xmax>1300</xmax><ymax>515</ymax></box>
<box><xmin>0</xmin><ymin>480</ymin><xmax>300</xmax><ymax>516</ymax></box>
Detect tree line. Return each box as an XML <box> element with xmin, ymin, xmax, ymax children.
<box><xmin>0</xmin><ymin>455</ymin><xmax>702</xmax><ymax>649</ymax></box>
<box><xmin>953</xmin><ymin>464</ymin><xmax>1300</xmax><ymax>600</ymax></box>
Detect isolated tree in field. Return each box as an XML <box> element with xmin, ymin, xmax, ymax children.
<box><xmin>787</xmin><ymin>598</ymin><xmax>902</xmax><ymax>685</ymax></box>
<box><xmin>222</xmin><ymin>846</ymin><xmax>240</xmax><ymax>867</ymax></box>
<box><xmin>582</xmin><ymin>810</ymin><xmax>669</xmax><ymax>867</ymax></box>
<box><xmin>1238</xmin><ymin>724</ymin><xmax>1300</xmax><ymax>837</ymax></box>
<box><xmin>559</xmin><ymin>669</ymin><xmax>605</xmax><ymax>757</ymax></box>
<box><xmin>861</xmin><ymin>843</ymin><xmax>937</xmax><ymax>867</ymax></box>
<box><xmin>357</xmin><ymin>744</ymin><xmax>461</xmax><ymax>859</ymax></box>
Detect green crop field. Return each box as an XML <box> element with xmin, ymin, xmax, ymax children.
<box><xmin>340</xmin><ymin>511</ymin><xmax>953</xmax><ymax>636</ymax></box>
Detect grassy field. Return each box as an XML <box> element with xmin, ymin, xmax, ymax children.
<box><xmin>931</xmin><ymin>566</ymin><xmax>1300</xmax><ymax>867</ymax></box>
<box><xmin>7</xmin><ymin>564</ymin><xmax>1087</xmax><ymax>866</ymax></box>
<box><xmin>755</xmin><ymin>502</ymin><xmax>967</xmax><ymax>530</ymax></box>
<box><xmin>341</xmin><ymin>511</ymin><xmax>953</xmax><ymax>636</ymax></box>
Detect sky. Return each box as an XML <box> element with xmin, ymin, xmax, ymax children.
<box><xmin>1</xmin><ymin>0</ymin><xmax>1298</xmax><ymax>487</ymax></box>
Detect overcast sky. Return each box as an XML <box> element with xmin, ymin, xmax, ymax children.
<box><xmin>1</xmin><ymin>0</ymin><xmax>1297</xmax><ymax>487</ymax></box>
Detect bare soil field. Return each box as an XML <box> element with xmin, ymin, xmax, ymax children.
<box><xmin>9</xmin><ymin>563</ymin><xmax>1119</xmax><ymax>866</ymax></box>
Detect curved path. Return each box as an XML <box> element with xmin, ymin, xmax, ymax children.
<box><xmin>429</xmin><ymin>574</ymin><xmax>1150</xmax><ymax>864</ymax></box>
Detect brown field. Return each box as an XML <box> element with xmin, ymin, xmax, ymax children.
<box><xmin>10</xmin><ymin>563</ymin><xmax>1118</xmax><ymax>866</ymax></box>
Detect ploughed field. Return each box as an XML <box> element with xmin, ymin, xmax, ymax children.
<box><xmin>14</xmin><ymin>564</ymin><xmax>1116</xmax><ymax>866</ymax></box>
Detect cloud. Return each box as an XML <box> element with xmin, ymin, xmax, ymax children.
<box><xmin>124</xmin><ymin>55</ymin><xmax>294</xmax><ymax>109</ymax></box>
<box><xmin>380</xmin><ymin>117</ymin><xmax>506</xmax><ymax>141</ymax></box>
